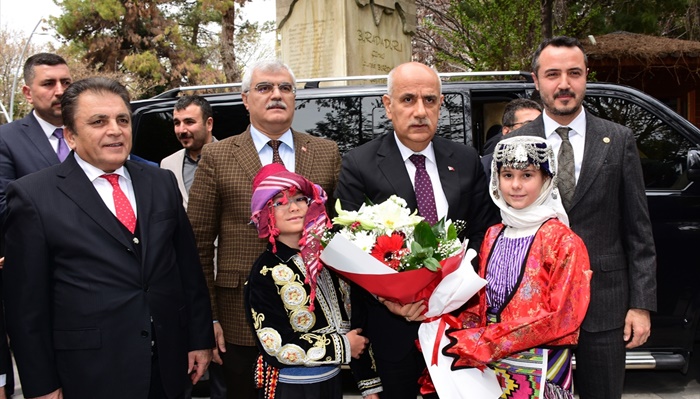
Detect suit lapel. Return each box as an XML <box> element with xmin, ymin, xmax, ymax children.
<box><xmin>232</xmin><ymin>129</ymin><xmax>263</xmax><ymax>181</ymax></box>
<box><xmin>377</xmin><ymin>134</ymin><xmax>417</xmax><ymax>209</ymax></box>
<box><xmin>571</xmin><ymin>114</ymin><xmax>610</xmax><ymax>210</ymax></box>
<box><xmin>127</xmin><ymin>161</ymin><xmax>151</xmax><ymax>261</ymax></box>
<box><xmin>432</xmin><ymin>138</ymin><xmax>460</xmax><ymax>218</ymax></box>
<box><xmin>56</xmin><ymin>156</ymin><xmax>133</xmax><ymax>248</ymax></box>
<box><xmin>293</xmin><ymin>130</ymin><xmax>314</xmax><ymax>176</ymax></box>
<box><xmin>23</xmin><ymin>114</ymin><xmax>60</xmax><ymax>166</ymax></box>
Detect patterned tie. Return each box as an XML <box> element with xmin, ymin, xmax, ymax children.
<box><xmin>409</xmin><ymin>154</ymin><xmax>438</xmax><ymax>225</ymax></box>
<box><xmin>101</xmin><ymin>174</ymin><xmax>137</xmax><ymax>233</ymax></box>
<box><xmin>268</xmin><ymin>140</ymin><xmax>284</xmax><ymax>165</ymax></box>
<box><xmin>556</xmin><ymin>127</ymin><xmax>576</xmax><ymax>210</ymax></box>
<box><xmin>53</xmin><ymin>128</ymin><xmax>69</xmax><ymax>162</ymax></box>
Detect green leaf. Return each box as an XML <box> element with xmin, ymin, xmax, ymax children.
<box><xmin>414</xmin><ymin>221</ymin><xmax>439</xmax><ymax>248</ymax></box>
<box><xmin>424</xmin><ymin>257</ymin><xmax>442</xmax><ymax>271</ymax></box>
<box><xmin>447</xmin><ymin>222</ymin><xmax>458</xmax><ymax>241</ymax></box>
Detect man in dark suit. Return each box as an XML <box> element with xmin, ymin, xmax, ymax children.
<box><xmin>0</xmin><ymin>52</ymin><xmax>71</xmax><ymax>398</ymax></box>
<box><xmin>186</xmin><ymin>60</ymin><xmax>343</xmax><ymax>399</ymax></box>
<box><xmin>3</xmin><ymin>77</ymin><xmax>214</xmax><ymax>399</ymax></box>
<box><xmin>0</xmin><ymin>53</ymin><xmax>72</xmax><ymax>217</ymax></box>
<box><xmin>334</xmin><ymin>61</ymin><xmax>498</xmax><ymax>399</ymax></box>
<box><xmin>510</xmin><ymin>36</ymin><xmax>657</xmax><ymax>398</ymax></box>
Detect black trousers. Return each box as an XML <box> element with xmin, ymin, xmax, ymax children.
<box><xmin>574</xmin><ymin>327</ymin><xmax>626</xmax><ymax>399</ymax></box>
<box><xmin>221</xmin><ymin>342</ymin><xmax>259</xmax><ymax>399</ymax></box>
<box><xmin>375</xmin><ymin>345</ymin><xmax>427</xmax><ymax>399</ymax></box>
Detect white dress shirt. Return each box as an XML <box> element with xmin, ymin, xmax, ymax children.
<box><xmin>250</xmin><ymin>126</ymin><xmax>296</xmax><ymax>171</ymax></box>
<box><xmin>73</xmin><ymin>153</ymin><xmax>138</xmax><ymax>218</ymax></box>
<box><xmin>543</xmin><ymin>109</ymin><xmax>587</xmax><ymax>182</ymax></box>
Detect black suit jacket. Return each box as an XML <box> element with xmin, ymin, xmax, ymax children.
<box><xmin>3</xmin><ymin>154</ymin><xmax>214</xmax><ymax>398</ymax></box>
<box><xmin>511</xmin><ymin>113</ymin><xmax>657</xmax><ymax>332</ymax></box>
<box><xmin>0</xmin><ymin>112</ymin><xmax>61</xmax><ymax>218</ymax></box>
<box><xmin>334</xmin><ymin>133</ymin><xmax>498</xmax><ymax>361</ymax></box>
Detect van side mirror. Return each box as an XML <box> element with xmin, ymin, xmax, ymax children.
<box><xmin>688</xmin><ymin>149</ymin><xmax>700</xmax><ymax>181</ymax></box>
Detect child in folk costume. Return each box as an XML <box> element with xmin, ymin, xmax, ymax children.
<box><xmin>244</xmin><ymin>164</ymin><xmax>382</xmax><ymax>399</ymax></box>
<box><xmin>442</xmin><ymin>136</ymin><xmax>592</xmax><ymax>398</ymax></box>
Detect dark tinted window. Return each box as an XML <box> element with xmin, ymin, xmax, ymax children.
<box><xmin>584</xmin><ymin>96</ymin><xmax>694</xmax><ymax>190</ymax></box>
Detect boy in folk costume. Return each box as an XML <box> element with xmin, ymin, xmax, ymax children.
<box><xmin>245</xmin><ymin>164</ymin><xmax>382</xmax><ymax>399</ymax></box>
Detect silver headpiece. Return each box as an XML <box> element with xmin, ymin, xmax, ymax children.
<box><xmin>490</xmin><ymin>136</ymin><xmax>558</xmax><ymax>200</ymax></box>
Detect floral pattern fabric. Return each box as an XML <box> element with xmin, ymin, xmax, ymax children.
<box><xmin>443</xmin><ymin>219</ymin><xmax>591</xmax><ymax>397</ymax></box>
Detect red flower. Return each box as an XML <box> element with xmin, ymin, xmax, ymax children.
<box><xmin>371</xmin><ymin>232</ymin><xmax>409</xmax><ymax>270</ymax></box>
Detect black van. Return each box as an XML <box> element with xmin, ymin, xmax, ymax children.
<box><xmin>131</xmin><ymin>72</ymin><xmax>700</xmax><ymax>373</ymax></box>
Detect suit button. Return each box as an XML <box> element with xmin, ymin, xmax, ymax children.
<box><xmin>141</xmin><ymin>330</ymin><xmax>149</xmax><ymax>338</ymax></box>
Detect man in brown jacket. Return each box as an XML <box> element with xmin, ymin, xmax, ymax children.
<box><xmin>186</xmin><ymin>60</ymin><xmax>342</xmax><ymax>399</ymax></box>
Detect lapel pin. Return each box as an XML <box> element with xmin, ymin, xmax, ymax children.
<box><xmin>133</xmin><ymin>237</ymin><xmax>140</xmax><ymax>244</ymax></box>
<box><xmin>603</xmin><ymin>137</ymin><xmax>610</xmax><ymax>144</ymax></box>
<box><xmin>448</xmin><ymin>166</ymin><xmax>455</xmax><ymax>171</ymax></box>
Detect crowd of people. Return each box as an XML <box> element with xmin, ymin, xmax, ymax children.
<box><xmin>0</xmin><ymin>35</ymin><xmax>656</xmax><ymax>399</ymax></box>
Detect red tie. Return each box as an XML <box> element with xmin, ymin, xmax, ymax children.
<box><xmin>101</xmin><ymin>174</ymin><xmax>137</xmax><ymax>233</ymax></box>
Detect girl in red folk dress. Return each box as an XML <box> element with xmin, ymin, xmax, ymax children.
<box><xmin>442</xmin><ymin>136</ymin><xmax>592</xmax><ymax>399</ymax></box>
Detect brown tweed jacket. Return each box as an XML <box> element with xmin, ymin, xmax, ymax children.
<box><xmin>187</xmin><ymin>128</ymin><xmax>341</xmax><ymax>345</ymax></box>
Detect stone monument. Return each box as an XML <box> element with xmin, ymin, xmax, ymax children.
<box><xmin>276</xmin><ymin>0</ymin><xmax>416</xmax><ymax>82</ymax></box>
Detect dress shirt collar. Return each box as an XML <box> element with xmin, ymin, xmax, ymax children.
<box><xmin>393</xmin><ymin>132</ymin><xmax>437</xmax><ymax>165</ymax></box>
<box><xmin>32</xmin><ymin>109</ymin><xmax>63</xmax><ymax>140</ymax></box>
<box><xmin>73</xmin><ymin>152</ymin><xmax>132</xmax><ymax>184</ymax></box>
<box><xmin>543</xmin><ymin>108</ymin><xmax>587</xmax><ymax>141</ymax></box>
<box><xmin>250</xmin><ymin>125</ymin><xmax>294</xmax><ymax>154</ymax></box>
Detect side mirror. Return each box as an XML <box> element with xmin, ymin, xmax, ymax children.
<box><xmin>688</xmin><ymin>149</ymin><xmax>700</xmax><ymax>181</ymax></box>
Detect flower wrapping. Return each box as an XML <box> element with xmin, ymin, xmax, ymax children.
<box><xmin>320</xmin><ymin>234</ymin><xmax>463</xmax><ymax>304</ymax></box>
<box><xmin>417</xmin><ymin>247</ymin><xmax>502</xmax><ymax>399</ymax></box>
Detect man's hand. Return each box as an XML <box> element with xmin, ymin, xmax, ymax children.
<box><xmin>188</xmin><ymin>349</ymin><xmax>213</xmax><ymax>384</ymax></box>
<box><xmin>346</xmin><ymin>328</ymin><xmax>369</xmax><ymax>359</ymax></box>
<box><xmin>378</xmin><ymin>297</ymin><xmax>426</xmax><ymax>322</ymax></box>
<box><xmin>212</xmin><ymin>322</ymin><xmax>226</xmax><ymax>365</ymax></box>
<box><xmin>0</xmin><ymin>257</ymin><xmax>4</xmax><ymax>269</ymax></box>
<box><xmin>29</xmin><ymin>388</ymin><xmax>63</xmax><ymax>399</ymax></box>
<box><xmin>624</xmin><ymin>308</ymin><xmax>651</xmax><ymax>349</ymax></box>
<box><xmin>364</xmin><ymin>394</ymin><xmax>380</xmax><ymax>399</ymax></box>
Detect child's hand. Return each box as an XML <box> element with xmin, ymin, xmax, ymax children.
<box><xmin>346</xmin><ymin>328</ymin><xmax>369</xmax><ymax>359</ymax></box>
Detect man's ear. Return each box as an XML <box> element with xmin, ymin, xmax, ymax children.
<box><xmin>242</xmin><ymin>92</ymin><xmax>249</xmax><ymax>110</ymax></box>
<box><xmin>22</xmin><ymin>85</ymin><xmax>33</xmax><ymax>104</ymax></box>
<box><xmin>381</xmin><ymin>94</ymin><xmax>393</xmax><ymax>120</ymax></box>
<box><xmin>64</xmin><ymin>128</ymin><xmax>76</xmax><ymax>149</ymax></box>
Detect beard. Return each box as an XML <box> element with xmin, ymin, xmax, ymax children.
<box><xmin>546</xmin><ymin>90</ymin><xmax>584</xmax><ymax>116</ymax></box>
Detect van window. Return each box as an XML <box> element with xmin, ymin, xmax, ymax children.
<box><xmin>584</xmin><ymin>95</ymin><xmax>694</xmax><ymax>190</ymax></box>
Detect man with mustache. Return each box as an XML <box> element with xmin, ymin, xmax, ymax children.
<box><xmin>161</xmin><ymin>95</ymin><xmax>217</xmax><ymax>209</ymax></box>
<box><xmin>335</xmin><ymin>61</ymin><xmax>498</xmax><ymax>398</ymax></box>
<box><xmin>509</xmin><ymin>36</ymin><xmax>656</xmax><ymax>398</ymax></box>
<box><xmin>186</xmin><ymin>60</ymin><xmax>343</xmax><ymax>399</ymax></box>
<box><xmin>0</xmin><ymin>53</ymin><xmax>72</xmax><ymax>219</ymax></box>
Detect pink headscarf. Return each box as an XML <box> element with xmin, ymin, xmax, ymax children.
<box><xmin>250</xmin><ymin>164</ymin><xmax>331</xmax><ymax>310</ymax></box>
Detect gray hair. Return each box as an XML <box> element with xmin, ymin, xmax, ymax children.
<box><xmin>241</xmin><ymin>60</ymin><xmax>297</xmax><ymax>93</ymax></box>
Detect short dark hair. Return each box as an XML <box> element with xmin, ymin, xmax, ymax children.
<box><xmin>23</xmin><ymin>53</ymin><xmax>68</xmax><ymax>85</ymax></box>
<box><xmin>531</xmin><ymin>36</ymin><xmax>588</xmax><ymax>75</ymax></box>
<box><xmin>174</xmin><ymin>95</ymin><xmax>213</xmax><ymax>121</ymax></box>
<box><xmin>61</xmin><ymin>77</ymin><xmax>131</xmax><ymax>132</ymax></box>
<box><xmin>502</xmin><ymin>98</ymin><xmax>542</xmax><ymax>127</ymax></box>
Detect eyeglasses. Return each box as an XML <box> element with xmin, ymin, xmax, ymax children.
<box><xmin>271</xmin><ymin>195</ymin><xmax>311</xmax><ymax>210</ymax></box>
<box><xmin>505</xmin><ymin>120</ymin><xmax>535</xmax><ymax>129</ymax></box>
<box><xmin>250</xmin><ymin>82</ymin><xmax>296</xmax><ymax>95</ymax></box>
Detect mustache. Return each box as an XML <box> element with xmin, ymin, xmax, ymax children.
<box><xmin>554</xmin><ymin>90</ymin><xmax>576</xmax><ymax>99</ymax></box>
<box><xmin>413</xmin><ymin>118</ymin><xmax>432</xmax><ymax>127</ymax></box>
<box><xmin>266</xmin><ymin>101</ymin><xmax>287</xmax><ymax>110</ymax></box>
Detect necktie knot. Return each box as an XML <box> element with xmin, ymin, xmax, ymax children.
<box><xmin>409</xmin><ymin>154</ymin><xmax>426</xmax><ymax>169</ymax></box>
<box><xmin>556</xmin><ymin>126</ymin><xmax>571</xmax><ymax>142</ymax></box>
<box><xmin>101</xmin><ymin>173</ymin><xmax>119</xmax><ymax>186</ymax></box>
<box><xmin>53</xmin><ymin>128</ymin><xmax>64</xmax><ymax>139</ymax></box>
<box><xmin>268</xmin><ymin>140</ymin><xmax>284</xmax><ymax>165</ymax></box>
